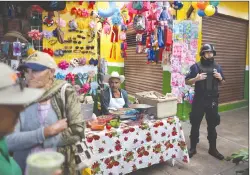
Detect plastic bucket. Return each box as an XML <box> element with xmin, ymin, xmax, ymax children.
<box><xmin>26</xmin><ymin>151</ymin><xmax>65</xmax><ymax>175</ymax></box>
<box><xmin>81</xmin><ymin>103</ymin><xmax>94</xmax><ymax>121</ymax></box>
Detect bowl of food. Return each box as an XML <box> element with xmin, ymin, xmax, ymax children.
<box><xmin>97</xmin><ymin>115</ymin><xmax>113</xmax><ymax>123</ymax></box>
<box><xmin>89</xmin><ymin>120</ymin><xmax>106</xmax><ymax>131</ymax></box>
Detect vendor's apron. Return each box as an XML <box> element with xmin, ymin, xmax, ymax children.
<box><xmin>109</xmin><ymin>88</ymin><xmax>125</xmax><ymax>109</ymax></box>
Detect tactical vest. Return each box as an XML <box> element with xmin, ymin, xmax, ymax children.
<box><xmin>195</xmin><ymin>61</ymin><xmax>219</xmax><ymax>96</ymax></box>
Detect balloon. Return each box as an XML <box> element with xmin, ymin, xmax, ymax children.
<box><xmin>98</xmin><ymin>2</ymin><xmax>117</xmax><ymax>18</ymax></box>
<box><xmin>173</xmin><ymin>1</ymin><xmax>183</xmax><ymax>10</ymax></box>
<box><xmin>210</xmin><ymin>1</ymin><xmax>220</xmax><ymax>7</ymax></box>
<box><xmin>191</xmin><ymin>2</ymin><xmax>198</xmax><ymax>9</ymax></box>
<box><xmin>204</xmin><ymin>5</ymin><xmax>216</xmax><ymax>16</ymax></box>
<box><xmin>197</xmin><ymin>9</ymin><xmax>206</xmax><ymax>17</ymax></box>
<box><xmin>197</xmin><ymin>1</ymin><xmax>208</xmax><ymax>10</ymax></box>
<box><xmin>127</xmin><ymin>2</ymin><xmax>138</xmax><ymax>14</ymax></box>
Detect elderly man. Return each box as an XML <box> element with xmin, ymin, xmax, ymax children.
<box><xmin>0</xmin><ymin>63</ymin><xmax>44</xmax><ymax>175</ymax></box>
<box><xmin>101</xmin><ymin>71</ymin><xmax>129</xmax><ymax>114</ymax></box>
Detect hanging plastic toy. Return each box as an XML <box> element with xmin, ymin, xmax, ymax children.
<box><xmin>88</xmin><ymin>1</ymin><xmax>95</xmax><ymax>9</ymax></box>
<box><xmin>66</xmin><ymin>73</ymin><xmax>75</xmax><ymax>85</ymax></box>
<box><xmin>121</xmin><ymin>41</ymin><xmax>128</xmax><ymax>58</ymax></box>
<box><xmin>77</xmin><ymin>73</ymin><xmax>84</xmax><ymax>86</ymax></box>
<box><xmin>27</xmin><ymin>45</ymin><xmax>36</xmax><ymax>56</ymax></box>
<box><xmin>157</xmin><ymin>26</ymin><xmax>165</xmax><ymax>48</ymax></box>
<box><xmin>13</xmin><ymin>41</ymin><xmax>22</xmax><ymax>56</ymax></box>
<box><xmin>58</xmin><ymin>60</ymin><xmax>69</xmax><ymax>70</ymax></box>
<box><xmin>68</xmin><ymin>19</ymin><xmax>78</xmax><ymax>30</ymax></box>
<box><xmin>173</xmin><ymin>1</ymin><xmax>183</xmax><ymax>10</ymax></box>
<box><xmin>2</xmin><ymin>42</ymin><xmax>10</xmax><ymax>55</ymax></box>
<box><xmin>89</xmin><ymin>82</ymin><xmax>99</xmax><ymax>96</ymax></box>
<box><xmin>103</xmin><ymin>22</ymin><xmax>111</xmax><ymax>35</ymax></box>
<box><xmin>98</xmin><ymin>2</ymin><xmax>117</xmax><ymax>18</ymax></box>
<box><xmin>159</xmin><ymin>7</ymin><xmax>169</xmax><ymax>21</ymax></box>
<box><xmin>82</xmin><ymin>83</ymin><xmax>91</xmax><ymax>94</ymax></box>
<box><xmin>55</xmin><ymin>72</ymin><xmax>66</xmax><ymax>80</ymax></box>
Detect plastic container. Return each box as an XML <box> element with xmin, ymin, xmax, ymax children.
<box><xmin>135</xmin><ymin>91</ymin><xmax>177</xmax><ymax>119</ymax></box>
<box><xmin>81</xmin><ymin>103</ymin><xmax>94</xmax><ymax>121</ymax></box>
<box><xmin>97</xmin><ymin>115</ymin><xmax>113</xmax><ymax>123</ymax></box>
<box><xmin>90</xmin><ymin>120</ymin><xmax>106</xmax><ymax>131</ymax></box>
<box><xmin>26</xmin><ymin>151</ymin><xmax>65</xmax><ymax>175</ymax></box>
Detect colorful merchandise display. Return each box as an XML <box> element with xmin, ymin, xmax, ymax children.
<box><xmin>126</xmin><ymin>2</ymin><xmax>174</xmax><ymax>65</ymax></box>
<box><xmin>171</xmin><ymin>20</ymin><xmax>198</xmax><ymax>103</ymax></box>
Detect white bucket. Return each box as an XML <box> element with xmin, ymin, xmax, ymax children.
<box><xmin>26</xmin><ymin>151</ymin><xmax>64</xmax><ymax>175</ymax></box>
<box><xmin>81</xmin><ymin>103</ymin><xmax>94</xmax><ymax>121</ymax></box>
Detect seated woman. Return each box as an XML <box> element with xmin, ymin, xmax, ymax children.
<box><xmin>101</xmin><ymin>71</ymin><xmax>129</xmax><ymax>114</ymax></box>
<box><xmin>6</xmin><ymin>51</ymin><xmax>85</xmax><ymax>175</ymax></box>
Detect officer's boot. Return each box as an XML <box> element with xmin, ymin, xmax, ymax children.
<box><xmin>208</xmin><ymin>140</ymin><xmax>224</xmax><ymax>160</ymax></box>
<box><xmin>188</xmin><ymin>138</ymin><xmax>197</xmax><ymax>158</ymax></box>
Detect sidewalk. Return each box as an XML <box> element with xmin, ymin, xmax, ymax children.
<box><xmin>129</xmin><ymin>107</ymin><xmax>249</xmax><ymax>175</ymax></box>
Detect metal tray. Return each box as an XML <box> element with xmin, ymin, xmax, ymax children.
<box><xmin>109</xmin><ymin>108</ymin><xmax>133</xmax><ymax>115</ymax></box>
<box><xmin>129</xmin><ymin>104</ymin><xmax>154</xmax><ymax>109</ymax></box>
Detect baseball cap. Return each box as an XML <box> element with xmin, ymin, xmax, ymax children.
<box><xmin>18</xmin><ymin>51</ymin><xmax>57</xmax><ymax>71</ymax></box>
<box><xmin>0</xmin><ymin>63</ymin><xmax>44</xmax><ymax>105</ymax></box>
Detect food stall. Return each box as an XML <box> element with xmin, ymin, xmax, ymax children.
<box><xmin>76</xmin><ymin>92</ymin><xmax>189</xmax><ymax>175</ymax></box>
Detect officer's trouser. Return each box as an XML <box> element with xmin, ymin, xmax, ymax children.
<box><xmin>189</xmin><ymin>94</ymin><xmax>220</xmax><ymax>144</ymax></box>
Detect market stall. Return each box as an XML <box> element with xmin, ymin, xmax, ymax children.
<box><xmin>77</xmin><ymin>116</ymin><xmax>188</xmax><ymax>175</ymax></box>
<box><xmin>38</xmin><ymin>2</ymin><xmax>190</xmax><ymax>174</ymax></box>
<box><xmin>75</xmin><ymin>92</ymin><xmax>189</xmax><ymax>175</ymax></box>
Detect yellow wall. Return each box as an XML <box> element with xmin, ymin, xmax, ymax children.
<box><xmin>218</xmin><ymin>2</ymin><xmax>249</xmax><ymax>20</ymax></box>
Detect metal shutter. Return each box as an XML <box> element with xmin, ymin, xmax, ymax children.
<box><xmin>124</xmin><ymin>26</ymin><xmax>163</xmax><ymax>95</ymax></box>
<box><xmin>202</xmin><ymin>14</ymin><xmax>248</xmax><ymax>103</ymax></box>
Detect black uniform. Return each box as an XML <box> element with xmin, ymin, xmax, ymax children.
<box><xmin>185</xmin><ymin>44</ymin><xmax>225</xmax><ymax>160</ymax></box>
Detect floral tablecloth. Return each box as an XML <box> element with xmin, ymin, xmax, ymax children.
<box><xmin>77</xmin><ymin>116</ymin><xmax>189</xmax><ymax>175</ymax></box>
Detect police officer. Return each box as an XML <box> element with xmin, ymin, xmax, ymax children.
<box><xmin>185</xmin><ymin>44</ymin><xmax>225</xmax><ymax>160</ymax></box>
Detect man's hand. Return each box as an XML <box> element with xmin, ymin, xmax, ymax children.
<box><xmin>195</xmin><ymin>73</ymin><xmax>207</xmax><ymax>81</ymax></box>
<box><xmin>44</xmin><ymin>119</ymin><xmax>68</xmax><ymax>137</ymax></box>
<box><xmin>213</xmin><ymin>72</ymin><xmax>223</xmax><ymax>81</ymax></box>
<box><xmin>185</xmin><ymin>73</ymin><xmax>207</xmax><ymax>86</ymax></box>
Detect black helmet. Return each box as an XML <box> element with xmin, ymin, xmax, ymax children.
<box><xmin>200</xmin><ymin>44</ymin><xmax>216</xmax><ymax>56</ymax></box>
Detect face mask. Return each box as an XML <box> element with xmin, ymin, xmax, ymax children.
<box><xmin>201</xmin><ymin>57</ymin><xmax>214</xmax><ymax>66</ymax></box>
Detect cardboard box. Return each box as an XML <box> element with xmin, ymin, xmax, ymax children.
<box><xmin>135</xmin><ymin>91</ymin><xmax>177</xmax><ymax>119</ymax></box>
